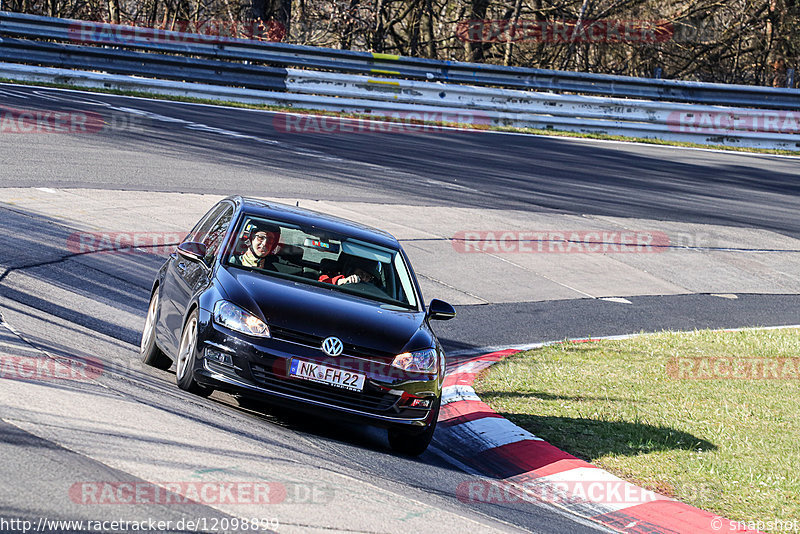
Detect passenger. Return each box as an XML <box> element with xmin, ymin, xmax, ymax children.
<box><xmin>319</xmin><ymin>257</ymin><xmax>381</xmax><ymax>286</ymax></box>
<box><xmin>230</xmin><ymin>222</ymin><xmax>281</xmax><ymax>269</ymax></box>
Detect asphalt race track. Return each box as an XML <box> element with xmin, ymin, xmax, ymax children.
<box><xmin>1</xmin><ymin>83</ymin><xmax>799</xmax><ymax>533</ymax></box>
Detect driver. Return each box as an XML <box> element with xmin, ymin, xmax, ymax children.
<box><xmin>319</xmin><ymin>257</ymin><xmax>381</xmax><ymax>286</ymax></box>
<box><xmin>231</xmin><ymin>222</ymin><xmax>281</xmax><ymax>269</ymax></box>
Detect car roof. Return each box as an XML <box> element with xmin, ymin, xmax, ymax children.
<box><xmin>230</xmin><ymin>197</ymin><xmax>401</xmax><ymax>249</ymax></box>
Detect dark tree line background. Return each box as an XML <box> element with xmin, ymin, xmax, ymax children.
<box><xmin>3</xmin><ymin>0</ymin><xmax>798</xmax><ymax>87</ymax></box>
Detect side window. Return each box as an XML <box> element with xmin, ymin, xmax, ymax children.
<box><xmin>188</xmin><ymin>203</ymin><xmax>228</xmax><ymax>244</ymax></box>
<box><xmin>202</xmin><ymin>206</ymin><xmax>234</xmax><ymax>261</ymax></box>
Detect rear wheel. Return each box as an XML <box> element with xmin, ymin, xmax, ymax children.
<box><xmin>388</xmin><ymin>399</ymin><xmax>440</xmax><ymax>456</ymax></box>
<box><xmin>140</xmin><ymin>290</ymin><xmax>172</xmax><ymax>370</ymax></box>
<box><xmin>176</xmin><ymin>310</ymin><xmax>212</xmax><ymax>397</ymax></box>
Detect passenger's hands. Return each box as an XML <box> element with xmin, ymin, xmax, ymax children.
<box><xmin>336</xmin><ymin>274</ymin><xmax>361</xmax><ymax>285</ymax></box>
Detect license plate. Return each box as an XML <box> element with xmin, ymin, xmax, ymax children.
<box><xmin>289</xmin><ymin>359</ymin><xmax>366</xmax><ymax>392</ymax></box>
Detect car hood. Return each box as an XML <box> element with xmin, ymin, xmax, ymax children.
<box><xmin>216</xmin><ymin>266</ymin><xmax>432</xmax><ymax>356</ymax></box>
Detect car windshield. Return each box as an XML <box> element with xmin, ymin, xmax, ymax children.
<box><xmin>224</xmin><ymin>215</ymin><xmax>419</xmax><ymax>309</ymax></box>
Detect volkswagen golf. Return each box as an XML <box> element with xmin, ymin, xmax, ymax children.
<box><xmin>140</xmin><ymin>197</ymin><xmax>455</xmax><ymax>455</ymax></box>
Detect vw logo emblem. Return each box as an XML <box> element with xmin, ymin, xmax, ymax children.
<box><xmin>321</xmin><ymin>337</ymin><xmax>343</xmax><ymax>357</ymax></box>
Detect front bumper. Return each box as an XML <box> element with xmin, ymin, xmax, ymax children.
<box><xmin>192</xmin><ymin>309</ymin><xmax>441</xmax><ymax>429</ymax></box>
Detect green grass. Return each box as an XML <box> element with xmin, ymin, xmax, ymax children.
<box><xmin>474</xmin><ymin>329</ymin><xmax>800</xmax><ymax>530</ymax></box>
<box><xmin>1</xmin><ymin>77</ymin><xmax>797</xmax><ymax>156</ymax></box>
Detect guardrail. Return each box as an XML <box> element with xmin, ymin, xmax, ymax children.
<box><xmin>1</xmin><ymin>11</ymin><xmax>799</xmax><ymax>150</ymax></box>
<box><xmin>0</xmin><ymin>36</ymin><xmax>287</xmax><ymax>90</ymax></box>
<box><xmin>3</xmin><ymin>11</ymin><xmax>800</xmax><ymax>109</ymax></box>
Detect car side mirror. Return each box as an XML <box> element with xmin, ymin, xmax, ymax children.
<box><xmin>177</xmin><ymin>241</ymin><xmax>208</xmax><ymax>263</ymax></box>
<box><xmin>428</xmin><ymin>299</ymin><xmax>456</xmax><ymax>321</ymax></box>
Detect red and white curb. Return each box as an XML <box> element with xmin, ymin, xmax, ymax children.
<box><xmin>434</xmin><ymin>332</ymin><xmax>785</xmax><ymax>534</ymax></box>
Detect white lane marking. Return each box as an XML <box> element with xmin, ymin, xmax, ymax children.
<box><xmin>108</xmin><ymin>105</ymin><xmax>286</xmax><ymax>147</ymax></box>
<box><xmin>35</xmin><ymin>187</ymin><xmax>59</xmax><ymax>194</ymax></box>
<box><xmin>291</xmin><ymin>147</ymin><xmax>347</xmax><ymax>162</ymax></box>
<box><xmin>441</xmin><ymin>384</ymin><xmax>481</xmax><ymax>405</ymax></box>
<box><xmin>422</xmin><ymin>178</ymin><xmax>480</xmax><ymax>193</ymax></box>
<box><xmin>600</xmin><ymin>297</ymin><xmax>632</xmax><ymax>304</ymax></box>
<box><xmin>112</xmin><ymin>106</ymin><xmax>189</xmax><ymax>124</ymax></box>
<box><xmin>0</xmin><ymin>88</ymin><xmax>29</xmax><ymax>99</ymax></box>
<box><xmin>30</xmin><ymin>90</ymin><xmax>111</xmax><ymax>107</ymax></box>
<box><xmin>454</xmin><ymin>416</ymin><xmax>543</xmax><ymax>453</ymax></box>
<box><xmin>711</xmin><ymin>293</ymin><xmax>739</xmax><ymax>299</ymax></box>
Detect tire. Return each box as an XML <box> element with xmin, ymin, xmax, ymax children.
<box><xmin>388</xmin><ymin>399</ymin><xmax>440</xmax><ymax>456</ymax></box>
<box><xmin>140</xmin><ymin>290</ymin><xmax>173</xmax><ymax>370</ymax></box>
<box><xmin>175</xmin><ymin>309</ymin><xmax>213</xmax><ymax>397</ymax></box>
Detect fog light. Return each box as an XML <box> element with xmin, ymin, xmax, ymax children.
<box><xmin>409</xmin><ymin>398</ymin><xmax>431</xmax><ymax>408</ymax></box>
<box><xmin>205</xmin><ymin>348</ymin><xmax>233</xmax><ymax>367</ymax></box>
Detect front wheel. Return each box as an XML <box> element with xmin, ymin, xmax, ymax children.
<box><xmin>175</xmin><ymin>310</ymin><xmax>212</xmax><ymax>397</ymax></box>
<box><xmin>140</xmin><ymin>290</ymin><xmax>172</xmax><ymax>370</ymax></box>
<box><xmin>388</xmin><ymin>399</ymin><xmax>440</xmax><ymax>456</ymax></box>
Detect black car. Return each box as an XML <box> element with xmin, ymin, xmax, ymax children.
<box><xmin>140</xmin><ymin>197</ymin><xmax>455</xmax><ymax>455</ymax></box>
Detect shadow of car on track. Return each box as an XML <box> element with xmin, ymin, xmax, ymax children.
<box><xmin>221</xmin><ymin>392</ymin><xmax>455</xmax><ymax>461</ymax></box>
<box><xmin>231</xmin><ymin>394</ymin><xmax>388</xmax><ymax>448</ymax></box>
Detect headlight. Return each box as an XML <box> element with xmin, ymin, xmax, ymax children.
<box><xmin>391</xmin><ymin>348</ymin><xmax>438</xmax><ymax>373</ymax></box>
<box><xmin>213</xmin><ymin>301</ymin><xmax>270</xmax><ymax>338</ymax></box>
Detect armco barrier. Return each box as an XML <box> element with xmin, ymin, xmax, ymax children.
<box><xmin>2</xmin><ymin>11</ymin><xmax>800</xmax><ymax>109</ymax></box>
<box><xmin>0</xmin><ymin>36</ymin><xmax>288</xmax><ymax>90</ymax></box>
<box><xmin>284</xmin><ymin>69</ymin><xmax>800</xmax><ymax>147</ymax></box>
<box><xmin>3</xmin><ymin>62</ymin><xmax>797</xmax><ymax>150</ymax></box>
<box><xmin>1</xmin><ymin>11</ymin><xmax>799</xmax><ymax>150</ymax></box>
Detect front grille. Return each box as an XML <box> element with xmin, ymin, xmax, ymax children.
<box><xmin>250</xmin><ymin>361</ymin><xmax>402</xmax><ymax>415</ymax></box>
<box><xmin>270</xmin><ymin>325</ymin><xmax>394</xmax><ymax>361</ymax></box>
